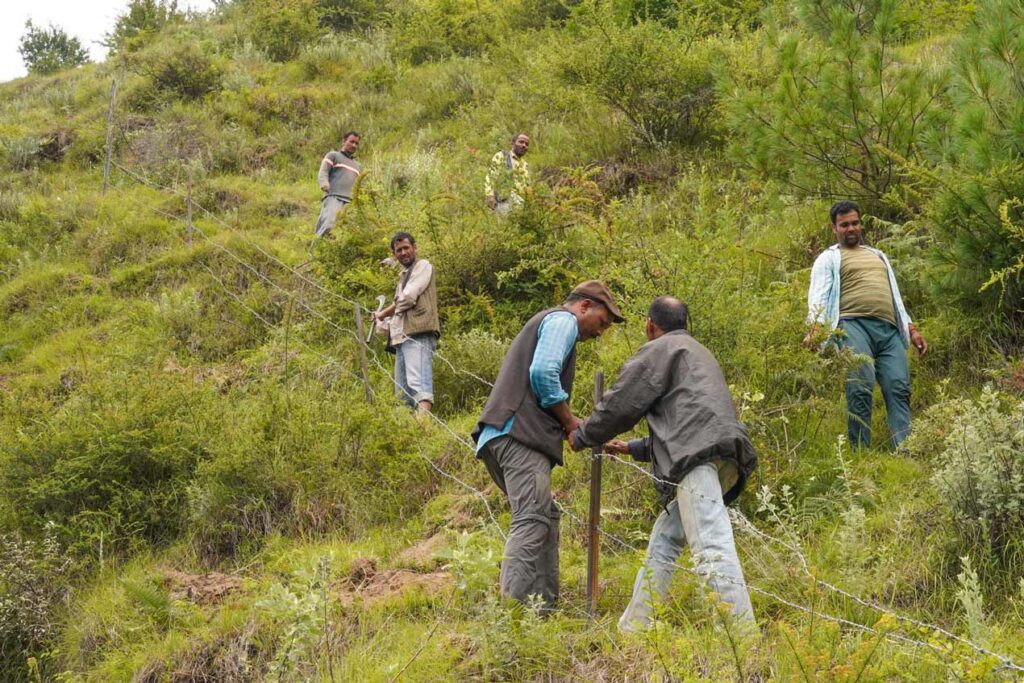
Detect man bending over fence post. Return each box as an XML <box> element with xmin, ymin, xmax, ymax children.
<box><xmin>570</xmin><ymin>296</ymin><xmax>758</xmax><ymax>633</ymax></box>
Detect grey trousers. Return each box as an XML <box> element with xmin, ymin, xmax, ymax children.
<box><xmin>314</xmin><ymin>196</ymin><xmax>348</xmax><ymax>237</ymax></box>
<box><xmin>619</xmin><ymin>463</ymin><xmax>755</xmax><ymax>633</ymax></box>
<box><xmin>480</xmin><ymin>435</ymin><xmax>560</xmax><ymax>608</ymax></box>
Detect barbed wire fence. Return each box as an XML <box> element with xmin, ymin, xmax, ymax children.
<box><xmin>103</xmin><ymin>161</ymin><xmax>1024</xmax><ymax>676</ymax></box>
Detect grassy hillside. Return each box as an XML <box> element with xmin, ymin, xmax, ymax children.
<box><xmin>2</xmin><ymin>0</ymin><xmax>1024</xmax><ymax>680</ymax></box>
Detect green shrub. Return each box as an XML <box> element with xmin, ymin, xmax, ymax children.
<box><xmin>0</xmin><ymin>525</ymin><xmax>71</xmax><ymax>683</ymax></box>
<box><xmin>317</xmin><ymin>0</ymin><xmax>393</xmax><ymax>32</ymax></box>
<box><xmin>559</xmin><ymin>10</ymin><xmax>720</xmax><ymax>146</ymax></box>
<box><xmin>0</xmin><ymin>372</ymin><xmax>214</xmax><ymax>556</ymax></box>
<box><xmin>147</xmin><ymin>42</ymin><xmax>223</xmax><ymax>101</ymax></box>
<box><xmin>3</xmin><ymin>136</ymin><xmax>41</xmax><ymax>171</ymax></box>
<box><xmin>103</xmin><ymin>0</ymin><xmax>183</xmax><ymax>55</ymax></box>
<box><xmin>906</xmin><ymin>386</ymin><xmax>1024</xmax><ymax>562</ymax></box>
<box><xmin>390</xmin><ymin>0</ymin><xmax>504</xmax><ymax>65</ymax></box>
<box><xmin>186</xmin><ymin>392</ymin><xmax>435</xmax><ymax>561</ymax></box>
<box><xmin>907</xmin><ymin>0</ymin><xmax>1024</xmax><ymax>333</ymax></box>
<box><xmin>432</xmin><ymin>329</ymin><xmax>507</xmax><ymax>415</ymax></box>
<box><xmin>723</xmin><ymin>0</ymin><xmax>948</xmax><ymax>214</ymax></box>
<box><xmin>246</xmin><ymin>0</ymin><xmax>325</xmax><ymax>62</ymax></box>
<box><xmin>17</xmin><ymin>20</ymin><xmax>89</xmax><ymax>75</ymax></box>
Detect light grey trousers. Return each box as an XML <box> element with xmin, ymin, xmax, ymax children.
<box><xmin>619</xmin><ymin>463</ymin><xmax>756</xmax><ymax>633</ymax></box>
<box><xmin>480</xmin><ymin>435</ymin><xmax>560</xmax><ymax>608</ymax></box>
<box><xmin>314</xmin><ymin>195</ymin><xmax>348</xmax><ymax>237</ymax></box>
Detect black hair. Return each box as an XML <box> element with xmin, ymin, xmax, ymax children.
<box><xmin>342</xmin><ymin>131</ymin><xmax>360</xmax><ymax>141</ymax></box>
<box><xmin>512</xmin><ymin>132</ymin><xmax>529</xmax><ymax>144</ymax></box>
<box><xmin>647</xmin><ymin>296</ymin><xmax>688</xmax><ymax>332</ymax></box>
<box><xmin>390</xmin><ymin>231</ymin><xmax>416</xmax><ymax>251</ymax></box>
<box><xmin>829</xmin><ymin>200</ymin><xmax>860</xmax><ymax>225</ymax></box>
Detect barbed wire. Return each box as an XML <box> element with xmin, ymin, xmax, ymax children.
<box><xmin>593</xmin><ymin>454</ymin><xmax>1024</xmax><ymax>672</ymax></box>
<box><xmin>110</xmin><ymin>161</ymin><xmax>493</xmax><ymax>389</ymax></box>
<box><xmin>106</xmin><ymin>162</ymin><xmax>1024</xmax><ymax>674</ymax></box>
<box><xmin>108</xmin><ymin>174</ymin><xmax>510</xmax><ymax>543</ymax></box>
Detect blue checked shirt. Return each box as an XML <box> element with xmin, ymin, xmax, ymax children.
<box><xmin>476</xmin><ymin>310</ymin><xmax>578</xmax><ymax>454</ymax></box>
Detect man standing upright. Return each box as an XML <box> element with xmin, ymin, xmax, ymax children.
<box><xmin>315</xmin><ymin>131</ymin><xmax>362</xmax><ymax>238</ymax></box>
<box><xmin>473</xmin><ymin>281</ymin><xmax>624</xmax><ymax>608</ymax></box>
<box><xmin>374</xmin><ymin>232</ymin><xmax>439</xmax><ymax>413</ymax></box>
<box><xmin>570</xmin><ymin>296</ymin><xmax>758</xmax><ymax>633</ymax></box>
<box><xmin>484</xmin><ymin>133</ymin><xmax>531</xmax><ymax>215</ymax></box>
<box><xmin>804</xmin><ymin>200</ymin><xmax>928</xmax><ymax>448</ymax></box>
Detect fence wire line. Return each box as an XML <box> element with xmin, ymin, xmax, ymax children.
<box><xmin>110</xmin><ymin>178</ymin><xmax>510</xmax><ymax>542</ymax></box>
<box><xmin>110</xmin><ymin>161</ymin><xmax>493</xmax><ymax>390</ymax></box>
<box><xmin>109</xmin><ymin>164</ymin><xmax>1023</xmax><ymax>674</ymax></box>
<box><xmin>595</xmin><ymin>453</ymin><xmax>1024</xmax><ymax>672</ymax></box>
<box><xmin>196</xmin><ymin>260</ymin><xmax>368</xmax><ymax>392</ymax></box>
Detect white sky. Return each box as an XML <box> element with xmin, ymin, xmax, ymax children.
<box><xmin>0</xmin><ymin>0</ymin><xmax>215</xmax><ymax>84</ymax></box>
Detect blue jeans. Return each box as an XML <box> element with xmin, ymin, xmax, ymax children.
<box><xmin>837</xmin><ymin>317</ymin><xmax>911</xmax><ymax>449</ymax></box>
<box><xmin>619</xmin><ymin>464</ymin><xmax>755</xmax><ymax>632</ymax></box>
<box><xmin>394</xmin><ymin>333</ymin><xmax>435</xmax><ymax>408</ymax></box>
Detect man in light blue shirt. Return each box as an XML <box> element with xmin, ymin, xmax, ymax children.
<box><xmin>473</xmin><ymin>280</ymin><xmax>624</xmax><ymax>608</ymax></box>
<box><xmin>804</xmin><ymin>200</ymin><xmax>928</xmax><ymax>448</ymax></box>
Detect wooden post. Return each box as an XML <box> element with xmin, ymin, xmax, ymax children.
<box><xmin>186</xmin><ymin>166</ymin><xmax>194</xmax><ymax>246</ymax></box>
<box><xmin>354</xmin><ymin>303</ymin><xmax>373</xmax><ymax>403</ymax></box>
<box><xmin>586</xmin><ymin>370</ymin><xmax>605</xmax><ymax>618</ymax></box>
<box><xmin>102</xmin><ymin>78</ymin><xmax>118</xmax><ymax>195</ymax></box>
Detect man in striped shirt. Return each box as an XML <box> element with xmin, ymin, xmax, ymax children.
<box><xmin>473</xmin><ymin>281</ymin><xmax>625</xmax><ymax>609</ymax></box>
<box><xmin>314</xmin><ymin>131</ymin><xmax>362</xmax><ymax>237</ymax></box>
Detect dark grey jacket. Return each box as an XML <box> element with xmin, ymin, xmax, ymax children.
<box><xmin>573</xmin><ymin>330</ymin><xmax>757</xmax><ymax>505</ymax></box>
<box><xmin>472</xmin><ymin>308</ymin><xmax>577</xmax><ymax>465</ymax></box>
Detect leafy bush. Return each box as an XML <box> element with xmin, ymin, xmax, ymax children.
<box><xmin>908</xmin><ymin>0</ymin><xmax>1024</xmax><ymax>332</ymax></box>
<box><xmin>432</xmin><ymin>329</ymin><xmax>507</xmax><ymax>415</ymax></box>
<box><xmin>0</xmin><ymin>525</ymin><xmax>71</xmax><ymax>682</ymax></box>
<box><xmin>245</xmin><ymin>0</ymin><xmax>325</xmax><ymax>62</ymax></box>
<box><xmin>186</xmin><ymin>391</ymin><xmax>435</xmax><ymax>560</ymax></box>
<box><xmin>103</xmin><ymin>0</ymin><xmax>183</xmax><ymax>54</ymax></box>
<box><xmin>2</xmin><ymin>136</ymin><xmax>41</xmax><ymax>171</ymax></box>
<box><xmin>0</xmin><ymin>372</ymin><xmax>214</xmax><ymax>555</ymax></box>
<box><xmin>390</xmin><ymin>0</ymin><xmax>503</xmax><ymax>65</ymax></box>
<box><xmin>724</xmin><ymin>0</ymin><xmax>948</xmax><ymax>213</ymax></box>
<box><xmin>906</xmin><ymin>386</ymin><xmax>1024</xmax><ymax>562</ymax></box>
<box><xmin>146</xmin><ymin>42</ymin><xmax>223</xmax><ymax>101</ymax></box>
<box><xmin>317</xmin><ymin>0</ymin><xmax>393</xmax><ymax>32</ymax></box>
<box><xmin>559</xmin><ymin>10</ymin><xmax>720</xmax><ymax>146</ymax></box>
<box><xmin>17</xmin><ymin>20</ymin><xmax>90</xmax><ymax>76</ymax></box>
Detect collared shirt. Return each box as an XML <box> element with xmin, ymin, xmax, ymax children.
<box><xmin>387</xmin><ymin>258</ymin><xmax>434</xmax><ymax>345</ymax></box>
<box><xmin>807</xmin><ymin>244</ymin><xmax>913</xmax><ymax>348</ymax></box>
<box><xmin>484</xmin><ymin>150</ymin><xmax>530</xmax><ymax>205</ymax></box>
<box><xmin>475</xmin><ymin>310</ymin><xmax>578</xmax><ymax>453</ymax></box>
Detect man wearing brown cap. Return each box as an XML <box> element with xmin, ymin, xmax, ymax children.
<box><xmin>473</xmin><ymin>281</ymin><xmax>624</xmax><ymax>609</ymax></box>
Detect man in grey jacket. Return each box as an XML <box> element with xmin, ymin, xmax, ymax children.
<box><xmin>570</xmin><ymin>296</ymin><xmax>758</xmax><ymax>633</ymax></box>
<box><xmin>314</xmin><ymin>131</ymin><xmax>362</xmax><ymax>237</ymax></box>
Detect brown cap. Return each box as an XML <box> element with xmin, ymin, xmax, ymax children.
<box><xmin>571</xmin><ymin>280</ymin><xmax>625</xmax><ymax>323</ymax></box>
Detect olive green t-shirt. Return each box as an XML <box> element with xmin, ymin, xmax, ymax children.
<box><xmin>839</xmin><ymin>246</ymin><xmax>897</xmax><ymax>326</ymax></box>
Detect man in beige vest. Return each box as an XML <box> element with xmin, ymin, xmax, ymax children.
<box><xmin>373</xmin><ymin>231</ymin><xmax>440</xmax><ymax>413</ymax></box>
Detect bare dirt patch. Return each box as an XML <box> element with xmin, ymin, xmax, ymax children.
<box><xmin>161</xmin><ymin>569</ymin><xmax>243</xmax><ymax>605</ymax></box>
<box><xmin>394</xmin><ymin>532</ymin><xmax>448</xmax><ymax>570</ymax></box>
<box><xmin>338</xmin><ymin>557</ymin><xmax>451</xmax><ymax>607</ymax></box>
